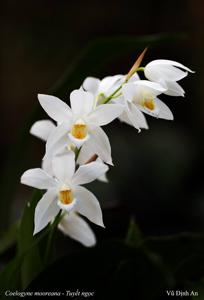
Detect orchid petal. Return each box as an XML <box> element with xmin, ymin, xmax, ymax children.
<box><xmin>34</xmin><ymin>189</ymin><xmax>59</xmax><ymax>235</ymax></box>
<box><xmin>133</xmin><ymin>80</ymin><xmax>166</xmax><ymax>94</ymax></box>
<box><xmin>30</xmin><ymin>120</ymin><xmax>56</xmax><ymax>141</ymax></box>
<box><xmin>88</xmin><ymin>104</ymin><xmax>124</xmax><ymax>126</ymax></box>
<box><xmin>160</xmin><ymin>80</ymin><xmax>185</xmax><ymax>97</ymax></box>
<box><xmin>70</xmin><ymin>90</ymin><xmax>94</xmax><ymax>115</ymax></box>
<box><xmin>82</xmin><ymin>77</ymin><xmax>100</xmax><ymax>96</ymax></box>
<box><xmin>21</xmin><ymin>168</ymin><xmax>57</xmax><ymax>189</ymax></box>
<box><xmin>128</xmin><ymin>72</ymin><xmax>140</xmax><ymax>82</ymax></box>
<box><xmin>52</xmin><ymin>152</ymin><xmax>75</xmax><ymax>182</ymax></box>
<box><xmin>98</xmin><ymin>173</ymin><xmax>108</xmax><ymax>183</ymax></box>
<box><xmin>58</xmin><ymin>212</ymin><xmax>96</xmax><ymax>247</ymax></box>
<box><xmin>89</xmin><ymin>126</ymin><xmax>113</xmax><ymax>165</ymax></box>
<box><xmin>72</xmin><ymin>161</ymin><xmax>108</xmax><ymax>186</ymax></box>
<box><xmin>42</xmin><ymin>156</ymin><xmax>53</xmax><ymax>175</ymax></box>
<box><xmin>45</xmin><ymin>123</ymin><xmax>69</xmax><ymax>158</ymax></box>
<box><xmin>75</xmin><ymin>186</ymin><xmax>104</xmax><ymax>227</ymax></box>
<box><xmin>145</xmin><ymin>60</ymin><xmax>194</xmax><ymax>82</ymax></box>
<box><xmin>119</xmin><ymin>111</ymin><xmax>134</xmax><ymax>126</ymax></box>
<box><xmin>155</xmin><ymin>98</ymin><xmax>174</xmax><ymax>120</ymax></box>
<box><xmin>122</xmin><ymin>81</ymin><xmax>166</xmax><ymax>104</ymax></box>
<box><xmin>38</xmin><ymin>94</ymin><xmax>72</xmax><ymax>123</ymax></box>
<box><xmin>77</xmin><ymin>142</ymin><xmax>94</xmax><ymax>165</ymax></box>
<box><xmin>99</xmin><ymin>75</ymin><xmax>124</xmax><ymax>96</ymax></box>
<box><xmin>126</xmin><ymin>102</ymin><xmax>148</xmax><ymax>130</ymax></box>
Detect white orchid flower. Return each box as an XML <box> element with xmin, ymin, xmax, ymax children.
<box><xmin>30</xmin><ymin>117</ymin><xmax>110</xmax><ymax>180</ymax></box>
<box><xmin>121</xmin><ymin>80</ymin><xmax>173</xmax><ymax>130</ymax></box>
<box><xmin>83</xmin><ymin>73</ymin><xmax>141</xmax><ymax>101</ymax></box>
<box><xmin>58</xmin><ymin>211</ymin><xmax>96</xmax><ymax>247</ymax></box>
<box><xmin>38</xmin><ymin>90</ymin><xmax>124</xmax><ymax>162</ymax></box>
<box><xmin>42</xmin><ymin>143</ymin><xmax>109</xmax><ymax>183</ymax></box>
<box><xmin>31</xmin><ymin>119</ymin><xmax>113</xmax><ymax>167</ymax></box>
<box><xmin>21</xmin><ymin>151</ymin><xmax>108</xmax><ymax>235</ymax></box>
<box><xmin>83</xmin><ymin>74</ymin><xmax>150</xmax><ymax>131</ymax></box>
<box><xmin>42</xmin><ymin>147</ymin><xmax>108</xmax><ymax>184</ymax></box>
<box><xmin>144</xmin><ymin>59</ymin><xmax>194</xmax><ymax>96</ymax></box>
<box><xmin>83</xmin><ymin>75</ymin><xmax>124</xmax><ymax>104</ymax></box>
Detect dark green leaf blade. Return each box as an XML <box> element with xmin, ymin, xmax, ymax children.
<box><xmin>0</xmin><ymin>220</ymin><xmax>19</xmax><ymax>256</ymax></box>
<box><xmin>17</xmin><ymin>190</ymin><xmax>43</xmax><ymax>289</ymax></box>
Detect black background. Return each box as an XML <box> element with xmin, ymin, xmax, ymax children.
<box><xmin>1</xmin><ymin>1</ymin><xmax>204</xmax><ymax>297</ymax></box>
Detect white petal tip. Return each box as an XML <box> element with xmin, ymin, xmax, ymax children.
<box><xmin>87</xmin><ymin>242</ymin><xmax>96</xmax><ymax>247</ymax></box>
<box><xmin>166</xmin><ymin>115</ymin><xmax>174</xmax><ymax>121</ymax></box>
<box><xmin>84</xmin><ymin>235</ymin><xmax>97</xmax><ymax>247</ymax></box>
<box><xmin>20</xmin><ymin>173</ymin><xmax>28</xmax><ymax>185</ymax></box>
<box><xmin>99</xmin><ymin>220</ymin><xmax>105</xmax><ymax>228</ymax></box>
<box><xmin>95</xmin><ymin>220</ymin><xmax>105</xmax><ymax>228</ymax></box>
<box><xmin>37</xmin><ymin>94</ymin><xmax>45</xmax><ymax>101</ymax></box>
<box><xmin>33</xmin><ymin>228</ymin><xmax>40</xmax><ymax>235</ymax></box>
<box><xmin>108</xmin><ymin>160</ymin><xmax>114</xmax><ymax>166</ymax></box>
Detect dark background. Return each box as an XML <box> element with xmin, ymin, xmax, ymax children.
<box><xmin>1</xmin><ymin>0</ymin><xmax>204</xmax><ymax>247</ymax></box>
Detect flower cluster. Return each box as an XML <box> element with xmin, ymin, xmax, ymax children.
<box><xmin>21</xmin><ymin>50</ymin><xmax>193</xmax><ymax>247</ymax></box>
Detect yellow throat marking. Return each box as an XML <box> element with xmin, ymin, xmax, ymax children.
<box><xmin>141</xmin><ymin>95</ymin><xmax>155</xmax><ymax>111</ymax></box>
<box><xmin>71</xmin><ymin>121</ymin><xmax>88</xmax><ymax>139</ymax></box>
<box><xmin>59</xmin><ymin>189</ymin><xmax>73</xmax><ymax>205</ymax></box>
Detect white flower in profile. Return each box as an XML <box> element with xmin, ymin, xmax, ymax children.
<box><xmin>121</xmin><ymin>80</ymin><xmax>173</xmax><ymax>130</ymax></box>
<box><xmin>144</xmin><ymin>60</ymin><xmax>194</xmax><ymax>96</ymax></box>
<box><xmin>21</xmin><ymin>151</ymin><xmax>108</xmax><ymax>235</ymax></box>
<box><xmin>82</xmin><ymin>75</ymin><xmax>124</xmax><ymax>104</ymax></box>
<box><xmin>83</xmin><ymin>74</ymin><xmax>149</xmax><ymax>131</ymax></box>
<box><xmin>58</xmin><ymin>211</ymin><xmax>96</xmax><ymax>247</ymax></box>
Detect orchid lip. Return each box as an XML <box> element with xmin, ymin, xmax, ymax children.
<box><xmin>58</xmin><ymin>188</ymin><xmax>74</xmax><ymax>205</ymax></box>
<box><xmin>57</xmin><ymin>185</ymin><xmax>77</xmax><ymax>211</ymax></box>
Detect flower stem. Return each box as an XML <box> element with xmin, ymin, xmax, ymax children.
<box><xmin>102</xmin><ymin>67</ymin><xmax>144</xmax><ymax>104</ymax></box>
<box><xmin>75</xmin><ymin>146</ymin><xmax>81</xmax><ymax>161</ymax></box>
<box><xmin>44</xmin><ymin>210</ymin><xmax>63</xmax><ymax>266</ymax></box>
<box><xmin>136</xmin><ymin>67</ymin><xmax>145</xmax><ymax>72</ymax></box>
<box><xmin>103</xmin><ymin>85</ymin><xmax>122</xmax><ymax>104</ymax></box>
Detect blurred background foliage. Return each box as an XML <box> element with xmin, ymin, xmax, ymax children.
<box><xmin>1</xmin><ymin>0</ymin><xmax>204</xmax><ymax>298</ymax></box>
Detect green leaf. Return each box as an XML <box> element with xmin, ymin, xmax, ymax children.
<box><xmin>126</xmin><ymin>217</ymin><xmax>143</xmax><ymax>247</ymax></box>
<box><xmin>17</xmin><ymin>190</ymin><xmax>43</xmax><ymax>289</ymax></box>
<box><xmin>0</xmin><ymin>191</ymin><xmax>50</xmax><ymax>291</ymax></box>
<box><xmin>191</xmin><ymin>278</ymin><xmax>204</xmax><ymax>299</ymax></box>
<box><xmin>43</xmin><ymin>210</ymin><xmax>63</xmax><ymax>266</ymax></box>
<box><xmin>0</xmin><ymin>256</ymin><xmax>21</xmax><ymax>293</ymax></box>
<box><xmin>0</xmin><ymin>220</ymin><xmax>19</xmax><ymax>256</ymax></box>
